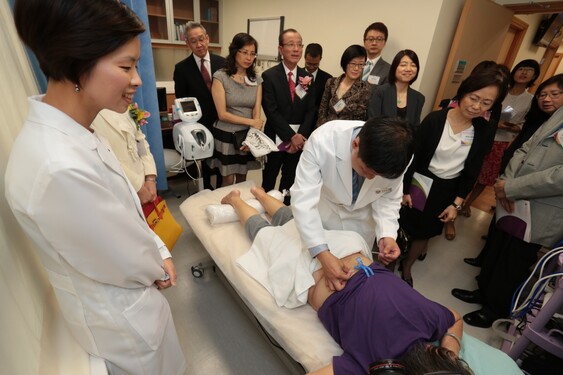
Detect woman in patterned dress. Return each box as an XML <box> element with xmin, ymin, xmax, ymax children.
<box><xmin>208</xmin><ymin>33</ymin><xmax>263</xmax><ymax>186</ymax></box>
<box><xmin>316</xmin><ymin>45</ymin><xmax>373</xmax><ymax>126</ymax></box>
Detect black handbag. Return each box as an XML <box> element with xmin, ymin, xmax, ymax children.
<box><xmin>232</xmin><ymin>129</ymin><xmax>249</xmax><ymax>149</ymax></box>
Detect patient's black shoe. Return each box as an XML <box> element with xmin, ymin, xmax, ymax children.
<box><xmin>451</xmin><ymin>288</ymin><xmax>483</xmax><ymax>304</ymax></box>
<box><xmin>463</xmin><ymin>308</ymin><xmax>498</xmax><ymax>328</ymax></box>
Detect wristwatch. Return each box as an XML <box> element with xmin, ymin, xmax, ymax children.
<box><xmin>451</xmin><ymin>202</ymin><xmax>462</xmax><ymax>211</ymax></box>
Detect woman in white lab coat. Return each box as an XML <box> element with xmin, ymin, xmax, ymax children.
<box><xmin>5</xmin><ymin>1</ymin><xmax>186</xmax><ymax>374</ymax></box>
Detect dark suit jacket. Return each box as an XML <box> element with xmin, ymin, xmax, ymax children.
<box><xmin>312</xmin><ymin>68</ymin><xmax>332</xmax><ymax>108</ymax></box>
<box><xmin>262</xmin><ymin>63</ymin><xmax>316</xmax><ymax>142</ymax></box>
<box><xmin>368</xmin><ymin>82</ymin><xmax>425</xmax><ymax>128</ymax></box>
<box><xmin>173</xmin><ymin>53</ymin><xmax>226</xmax><ymax>129</ymax></box>
<box><xmin>403</xmin><ymin>108</ymin><xmax>493</xmax><ymax>199</ymax></box>
<box><xmin>368</xmin><ymin>58</ymin><xmax>391</xmax><ymax>86</ymax></box>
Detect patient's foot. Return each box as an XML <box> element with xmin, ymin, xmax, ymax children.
<box><xmin>250</xmin><ymin>186</ymin><xmax>267</xmax><ymax>200</ymax></box>
<box><xmin>221</xmin><ymin>189</ymin><xmax>241</xmax><ymax>205</ymax></box>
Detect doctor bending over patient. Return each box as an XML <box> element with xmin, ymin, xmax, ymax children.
<box><xmin>290</xmin><ymin>117</ymin><xmax>415</xmax><ymax>291</ymax></box>
<box><xmin>222</xmin><ymin>187</ymin><xmax>471</xmax><ymax>375</ymax></box>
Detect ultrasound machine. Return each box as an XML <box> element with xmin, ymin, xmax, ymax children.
<box><xmin>170</xmin><ymin>97</ymin><xmax>214</xmax><ymax>191</ymax></box>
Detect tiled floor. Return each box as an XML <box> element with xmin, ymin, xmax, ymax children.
<box><xmin>161</xmin><ymin>172</ymin><xmax>502</xmax><ymax>374</ymax></box>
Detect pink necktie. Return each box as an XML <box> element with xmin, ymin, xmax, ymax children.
<box><xmin>288</xmin><ymin>71</ymin><xmax>296</xmax><ymax>102</ymax></box>
<box><xmin>201</xmin><ymin>59</ymin><xmax>212</xmax><ymax>91</ymax></box>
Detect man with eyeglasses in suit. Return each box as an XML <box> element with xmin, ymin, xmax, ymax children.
<box><xmin>173</xmin><ymin>22</ymin><xmax>225</xmax><ymax>189</ymax></box>
<box><xmin>362</xmin><ymin>22</ymin><xmax>391</xmax><ymax>86</ymax></box>
<box><xmin>261</xmin><ymin>28</ymin><xmax>316</xmax><ymax>204</ymax></box>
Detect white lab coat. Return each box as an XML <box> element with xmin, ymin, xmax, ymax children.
<box><xmin>5</xmin><ymin>96</ymin><xmax>186</xmax><ymax>375</ymax></box>
<box><xmin>290</xmin><ymin>120</ymin><xmax>404</xmax><ymax>250</ymax></box>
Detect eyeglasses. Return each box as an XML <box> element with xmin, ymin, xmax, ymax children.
<box><xmin>238</xmin><ymin>49</ymin><xmax>257</xmax><ymax>57</ymax></box>
<box><xmin>364</xmin><ymin>37</ymin><xmax>386</xmax><ymax>44</ymax></box>
<box><xmin>466</xmin><ymin>95</ymin><xmax>494</xmax><ymax>108</ymax></box>
<box><xmin>188</xmin><ymin>35</ymin><xmax>207</xmax><ymax>45</ymax></box>
<box><xmin>517</xmin><ymin>67</ymin><xmax>535</xmax><ymax>73</ymax></box>
<box><xmin>282</xmin><ymin>43</ymin><xmax>304</xmax><ymax>49</ymax></box>
<box><xmin>348</xmin><ymin>62</ymin><xmax>366</xmax><ymax>69</ymax></box>
<box><xmin>536</xmin><ymin>90</ymin><xmax>562</xmax><ymax>100</ymax></box>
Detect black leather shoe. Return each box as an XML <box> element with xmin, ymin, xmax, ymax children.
<box><xmin>463</xmin><ymin>257</ymin><xmax>482</xmax><ymax>267</ymax></box>
<box><xmin>451</xmin><ymin>288</ymin><xmax>483</xmax><ymax>304</ymax></box>
<box><xmin>402</xmin><ymin>274</ymin><xmax>413</xmax><ymax>288</ymax></box>
<box><xmin>463</xmin><ymin>309</ymin><xmax>498</xmax><ymax>328</ymax></box>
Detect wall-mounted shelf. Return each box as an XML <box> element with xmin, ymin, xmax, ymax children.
<box><xmin>147</xmin><ymin>0</ymin><xmax>220</xmax><ymax>46</ymax></box>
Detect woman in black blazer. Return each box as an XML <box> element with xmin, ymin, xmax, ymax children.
<box><xmin>368</xmin><ymin>50</ymin><xmax>425</xmax><ymax>129</ymax></box>
<box><xmin>398</xmin><ymin>70</ymin><xmax>508</xmax><ymax>287</ymax></box>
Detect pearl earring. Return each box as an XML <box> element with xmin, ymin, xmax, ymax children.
<box><xmin>74</xmin><ymin>85</ymin><xmax>80</xmax><ymax>93</ymax></box>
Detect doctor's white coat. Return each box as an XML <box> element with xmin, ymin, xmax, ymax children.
<box><xmin>5</xmin><ymin>97</ymin><xmax>186</xmax><ymax>375</ymax></box>
<box><xmin>291</xmin><ymin>120</ymin><xmax>404</xmax><ymax>251</ymax></box>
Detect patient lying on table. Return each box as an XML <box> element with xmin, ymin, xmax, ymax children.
<box><xmin>221</xmin><ymin>187</ymin><xmax>472</xmax><ymax>375</ymax></box>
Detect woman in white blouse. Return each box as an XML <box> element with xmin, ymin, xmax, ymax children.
<box><xmin>458</xmin><ymin>59</ymin><xmax>539</xmax><ymax>217</ymax></box>
<box><xmin>398</xmin><ymin>69</ymin><xmax>508</xmax><ymax>287</ymax></box>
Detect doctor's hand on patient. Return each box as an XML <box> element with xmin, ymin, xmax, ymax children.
<box><xmin>377</xmin><ymin>237</ymin><xmax>400</xmax><ymax>265</ymax></box>
<box><xmin>316</xmin><ymin>251</ymin><xmax>352</xmax><ymax>291</ymax></box>
<box><xmin>155</xmin><ymin>258</ymin><xmax>177</xmax><ymax>290</ymax></box>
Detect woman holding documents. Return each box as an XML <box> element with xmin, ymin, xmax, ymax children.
<box><xmin>398</xmin><ymin>70</ymin><xmax>508</xmax><ymax>287</ymax></box>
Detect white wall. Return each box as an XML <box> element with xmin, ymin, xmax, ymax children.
<box><xmin>220</xmin><ymin>0</ymin><xmax>464</xmax><ymax>116</ymax></box>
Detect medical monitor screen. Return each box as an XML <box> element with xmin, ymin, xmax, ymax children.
<box><xmin>181</xmin><ymin>100</ymin><xmax>197</xmax><ymax>113</ymax></box>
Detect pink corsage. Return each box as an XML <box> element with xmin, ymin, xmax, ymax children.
<box><xmin>128</xmin><ymin>103</ymin><xmax>151</xmax><ymax>130</ymax></box>
<box><xmin>299</xmin><ymin>76</ymin><xmax>313</xmax><ymax>91</ymax></box>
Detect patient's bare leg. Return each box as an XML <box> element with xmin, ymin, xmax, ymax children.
<box><xmin>250</xmin><ymin>186</ymin><xmax>285</xmax><ymax>218</ymax></box>
<box><xmin>221</xmin><ymin>189</ymin><xmax>259</xmax><ymax>227</ymax></box>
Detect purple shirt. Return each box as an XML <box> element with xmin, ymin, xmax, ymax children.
<box><xmin>318</xmin><ymin>263</ymin><xmax>454</xmax><ymax>374</ymax></box>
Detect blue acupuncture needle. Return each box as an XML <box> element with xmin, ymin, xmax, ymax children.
<box><xmin>354</xmin><ymin>257</ymin><xmax>374</xmax><ymax>278</ymax></box>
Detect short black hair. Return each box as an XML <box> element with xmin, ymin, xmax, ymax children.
<box><xmin>305</xmin><ymin>43</ymin><xmax>323</xmax><ymax>58</ymax></box>
<box><xmin>456</xmin><ymin>69</ymin><xmax>509</xmax><ymax>109</ymax></box>
<box><xmin>511</xmin><ymin>59</ymin><xmax>541</xmax><ymax>87</ymax></box>
<box><xmin>363</xmin><ymin>22</ymin><xmax>388</xmax><ymax>41</ymax></box>
<box><xmin>225</xmin><ymin>33</ymin><xmax>258</xmax><ymax>80</ymax></box>
<box><xmin>357</xmin><ymin>117</ymin><xmax>414</xmax><ymax>179</ymax></box>
<box><xmin>14</xmin><ymin>0</ymin><xmax>145</xmax><ymax>86</ymax></box>
<box><xmin>340</xmin><ymin>45</ymin><xmax>367</xmax><ymax>72</ymax></box>
<box><xmin>388</xmin><ymin>49</ymin><xmax>420</xmax><ymax>85</ymax></box>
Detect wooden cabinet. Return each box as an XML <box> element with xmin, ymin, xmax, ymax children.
<box><xmin>147</xmin><ymin>0</ymin><xmax>220</xmax><ymax>46</ymax></box>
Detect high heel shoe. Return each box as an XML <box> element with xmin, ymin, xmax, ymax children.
<box><xmin>444</xmin><ymin>221</ymin><xmax>456</xmax><ymax>241</ymax></box>
<box><xmin>401</xmin><ymin>274</ymin><xmax>413</xmax><ymax>287</ymax></box>
<box><xmin>399</xmin><ymin>260</ymin><xmax>413</xmax><ymax>287</ymax></box>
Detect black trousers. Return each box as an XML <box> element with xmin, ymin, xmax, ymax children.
<box><xmin>261</xmin><ymin>151</ymin><xmax>301</xmax><ymax>203</ymax></box>
<box><xmin>478</xmin><ymin>223</ymin><xmax>541</xmax><ymax>317</ymax></box>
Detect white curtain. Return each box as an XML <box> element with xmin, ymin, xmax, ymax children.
<box><xmin>0</xmin><ymin>2</ymin><xmax>93</xmax><ymax>374</ymax></box>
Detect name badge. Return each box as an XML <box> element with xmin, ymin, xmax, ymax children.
<box><xmin>295</xmin><ymin>85</ymin><xmax>307</xmax><ymax>99</ymax></box>
<box><xmin>136</xmin><ymin>140</ymin><xmax>147</xmax><ymax>157</ymax></box>
<box><xmin>367</xmin><ymin>75</ymin><xmax>380</xmax><ymax>85</ymax></box>
<box><xmin>460</xmin><ymin>130</ymin><xmax>474</xmax><ymax>145</ymax></box>
<box><xmin>333</xmin><ymin>99</ymin><xmax>346</xmax><ymax>113</ymax></box>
